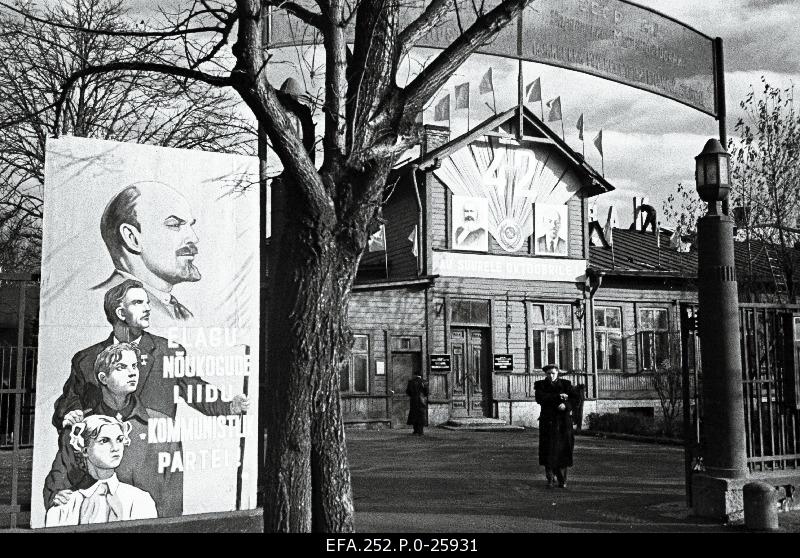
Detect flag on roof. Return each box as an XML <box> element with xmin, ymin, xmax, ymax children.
<box><xmin>546</xmin><ymin>97</ymin><xmax>562</xmax><ymax>122</ymax></box>
<box><xmin>454</xmin><ymin>83</ymin><xmax>470</xmax><ymax>110</ymax></box>
<box><xmin>525</xmin><ymin>78</ymin><xmax>541</xmax><ymax>103</ymax></box>
<box><xmin>576</xmin><ymin>113</ymin><xmax>584</xmax><ymax>140</ymax></box>
<box><xmin>434</xmin><ymin>94</ymin><xmax>450</xmax><ymax>122</ymax></box>
<box><xmin>479</xmin><ymin>68</ymin><xmax>494</xmax><ymax>95</ymax></box>
<box><xmin>593</xmin><ymin>129</ymin><xmax>604</xmax><ymax>156</ymax></box>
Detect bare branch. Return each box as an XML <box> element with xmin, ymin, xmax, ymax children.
<box><xmin>53</xmin><ymin>61</ymin><xmax>232</xmax><ymax>135</ymax></box>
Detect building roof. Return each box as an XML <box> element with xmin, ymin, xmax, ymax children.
<box><xmin>588</xmin><ymin>227</ymin><xmax>800</xmax><ymax>287</ymax></box>
<box><xmin>401</xmin><ymin>105</ymin><xmax>613</xmax><ymax>198</ymax></box>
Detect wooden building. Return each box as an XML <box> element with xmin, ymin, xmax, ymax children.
<box><xmin>341</xmin><ymin>106</ymin><xmax>800</xmax><ymax>429</ymax></box>
<box><xmin>344</xmin><ymin>106</ymin><xmax>613</xmax><ymax>428</ymax></box>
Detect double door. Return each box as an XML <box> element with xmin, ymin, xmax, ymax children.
<box><xmin>450</xmin><ymin>328</ymin><xmax>491</xmax><ymax>417</ymax></box>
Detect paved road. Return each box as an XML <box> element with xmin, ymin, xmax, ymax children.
<box><xmin>3</xmin><ymin>427</ymin><xmax>799</xmax><ymax>533</ymax></box>
<box><xmin>348</xmin><ymin>428</ymin><xmax>752</xmax><ymax>533</ymax></box>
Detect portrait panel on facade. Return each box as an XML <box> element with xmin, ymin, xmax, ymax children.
<box><xmin>30</xmin><ymin>137</ymin><xmax>260</xmax><ymax>527</ymax></box>
<box><xmin>534</xmin><ymin>203</ymin><xmax>569</xmax><ymax>257</ymax></box>
<box><xmin>451</xmin><ymin>195</ymin><xmax>489</xmax><ymax>252</ymax></box>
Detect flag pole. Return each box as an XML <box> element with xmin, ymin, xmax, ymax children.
<box><xmin>517</xmin><ymin>60</ymin><xmax>523</xmax><ymax>133</ymax></box>
<box><xmin>383</xmin><ymin>225</ymin><xmax>389</xmax><ymax>279</ymax></box>
<box><xmin>561</xmin><ymin>119</ymin><xmax>565</xmax><ymax>141</ymax></box>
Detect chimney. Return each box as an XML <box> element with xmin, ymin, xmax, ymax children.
<box><xmin>422</xmin><ymin>124</ymin><xmax>451</xmax><ymax>157</ymax></box>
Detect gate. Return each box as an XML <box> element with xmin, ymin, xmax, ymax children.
<box><xmin>682</xmin><ymin>302</ymin><xmax>800</xmax><ymax>505</ymax></box>
<box><xmin>0</xmin><ymin>273</ymin><xmax>39</xmax><ymax>528</ymax></box>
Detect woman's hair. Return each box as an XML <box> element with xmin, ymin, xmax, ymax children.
<box><xmin>69</xmin><ymin>414</ymin><xmax>132</xmax><ymax>457</ymax></box>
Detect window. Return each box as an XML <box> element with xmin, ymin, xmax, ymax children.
<box><xmin>450</xmin><ymin>299</ymin><xmax>490</xmax><ymax>326</ymax></box>
<box><xmin>530</xmin><ymin>303</ymin><xmax>583</xmax><ymax>371</ymax></box>
<box><xmin>594</xmin><ymin>306</ymin><xmax>623</xmax><ymax>371</ymax></box>
<box><xmin>638</xmin><ymin>308</ymin><xmax>669</xmax><ymax>370</ymax></box>
<box><xmin>341</xmin><ymin>334</ymin><xmax>369</xmax><ymax>393</ymax></box>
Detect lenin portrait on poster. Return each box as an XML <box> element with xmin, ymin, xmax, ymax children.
<box><xmin>30</xmin><ymin>136</ymin><xmax>261</xmax><ymax>527</ymax></box>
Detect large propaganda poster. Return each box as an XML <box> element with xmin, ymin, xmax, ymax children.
<box><xmin>30</xmin><ymin>137</ymin><xmax>260</xmax><ymax>528</ymax></box>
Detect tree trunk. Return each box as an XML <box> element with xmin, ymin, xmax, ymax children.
<box><xmin>264</xmin><ymin>175</ymin><xmax>358</xmax><ymax>533</ymax></box>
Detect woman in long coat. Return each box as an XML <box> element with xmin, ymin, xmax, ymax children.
<box><xmin>534</xmin><ymin>364</ymin><xmax>580</xmax><ymax>488</ymax></box>
<box><xmin>406</xmin><ymin>372</ymin><xmax>429</xmax><ymax>436</ymax></box>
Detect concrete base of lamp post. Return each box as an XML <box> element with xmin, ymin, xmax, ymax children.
<box><xmin>693</xmin><ymin>471</ymin><xmax>800</xmax><ymax>522</ymax></box>
<box><xmin>691</xmin><ymin>473</ymin><xmax>748</xmax><ymax>522</ymax></box>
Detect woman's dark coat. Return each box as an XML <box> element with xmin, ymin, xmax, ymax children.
<box><xmin>534</xmin><ymin>377</ymin><xmax>580</xmax><ymax>468</ymax></box>
<box><xmin>406</xmin><ymin>375</ymin><xmax>429</xmax><ymax>427</ymax></box>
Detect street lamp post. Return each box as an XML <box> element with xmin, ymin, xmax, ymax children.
<box><xmin>695</xmin><ymin>138</ymin><xmax>749</xmax><ymax>480</ymax></box>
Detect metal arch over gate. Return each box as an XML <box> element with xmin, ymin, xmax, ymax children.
<box><xmin>267</xmin><ymin>0</ymin><xmax>718</xmax><ymax>117</ymax></box>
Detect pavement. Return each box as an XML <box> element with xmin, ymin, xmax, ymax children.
<box><xmin>3</xmin><ymin>427</ymin><xmax>800</xmax><ymax>534</ymax></box>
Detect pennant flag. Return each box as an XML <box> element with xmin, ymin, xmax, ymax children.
<box><xmin>576</xmin><ymin>113</ymin><xmax>584</xmax><ymax>140</ymax></box>
<box><xmin>546</xmin><ymin>97</ymin><xmax>562</xmax><ymax>122</ymax></box>
<box><xmin>479</xmin><ymin>68</ymin><xmax>494</xmax><ymax>95</ymax></box>
<box><xmin>408</xmin><ymin>225</ymin><xmax>418</xmax><ymax>257</ymax></box>
<box><xmin>593</xmin><ymin>129</ymin><xmax>604</xmax><ymax>155</ymax></box>
<box><xmin>525</xmin><ymin>78</ymin><xmax>541</xmax><ymax>103</ymax></box>
<box><xmin>434</xmin><ymin>94</ymin><xmax>450</xmax><ymax>121</ymax></box>
<box><xmin>454</xmin><ymin>83</ymin><xmax>470</xmax><ymax>110</ymax></box>
<box><xmin>368</xmin><ymin>224</ymin><xmax>386</xmax><ymax>252</ymax></box>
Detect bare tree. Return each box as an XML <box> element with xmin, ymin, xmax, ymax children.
<box><xmin>2</xmin><ymin>0</ymin><xmax>535</xmax><ymax>531</ymax></box>
<box><xmin>730</xmin><ymin>77</ymin><xmax>800</xmax><ymax>302</ymax></box>
<box><xmin>0</xmin><ymin>0</ymin><xmax>256</xmax><ymax>272</ymax></box>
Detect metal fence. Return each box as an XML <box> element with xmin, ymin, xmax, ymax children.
<box><xmin>683</xmin><ymin>302</ymin><xmax>800</xmax><ymax>479</ymax></box>
<box><xmin>0</xmin><ymin>346</ymin><xmax>37</xmax><ymax>448</ymax></box>
<box><xmin>0</xmin><ymin>274</ymin><xmax>39</xmax><ymax>529</ymax></box>
<box><xmin>740</xmin><ymin>303</ymin><xmax>800</xmax><ymax>473</ymax></box>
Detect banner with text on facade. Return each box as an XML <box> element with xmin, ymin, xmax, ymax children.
<box><xmin>30</xmin><ymin>137</ymin><xmax>260</xmax><ymax>528</ymax></box>
<box><xmin>267</xmin><ymin>0</ymin><xmax>716</xmax><ymax>116</ymax></box>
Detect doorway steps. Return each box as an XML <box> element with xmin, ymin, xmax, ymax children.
<box><xmin>439</xmin><ymin>417</ymin><xmax>525</xmax><ymax>432</ymax></box>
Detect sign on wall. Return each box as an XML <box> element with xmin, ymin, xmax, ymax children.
<box><xmin>493</xmin><ymin>354</ymin><xmax>514</xmax><ymax>371</ymax></box>
<box><xmin>268</xmin><ymin>0</ymin><xmax>716</xmax><ymax>116</ymax></box>
<box><xmin>429</xmin><ymin>354</ymin><xmax>452</xmax><ymax>372</ymax></box>
<box><xmin>30</xmin><ymin>137</ymin><xmax>260</xmax><ymax>528</ymax></box>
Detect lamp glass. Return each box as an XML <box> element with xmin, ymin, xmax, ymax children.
<box><xmin>696</xmin><ymin>160</ymin><xmax>705</xmax><ymax>187</ymax></box>
<box><xmin>705</xmin><ymin>159</ymin><xmax>717</xmax><ymax>185</ymax></box>
<box><xmin>719</xmin><ymin>155</ymin><xmax>729</xmax><ymax>184</ymax></box>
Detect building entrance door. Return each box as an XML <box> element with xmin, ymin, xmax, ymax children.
<box><xmin>450</xmin><ymin>328</ymin><xmax>491</xmax><ymax>417</ymax></box>
<box><xmin>390</xmin><ymin>352</ymin><xmax>421</xmax><ymax>427</ymax></box>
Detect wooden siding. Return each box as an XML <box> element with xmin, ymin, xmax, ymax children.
<box><xmin>591</xmin><ymin>280</ymin><xmax>697</xmax><ymax>398</ymax></box>
<box><xmin>360</xmin><ymin>174</ymin><xmax>419</xmax><ymax>280</ymax></box>
<box><xmin>344</xmin><ymin>288</ymin><xmax>427</xmax><ymax>421</ymax></box>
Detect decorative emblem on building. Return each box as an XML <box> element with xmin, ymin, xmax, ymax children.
<box><xmin>434</xmin><ymin>136</ymin><xmax>578</xmax><ymax>252</ymax></box>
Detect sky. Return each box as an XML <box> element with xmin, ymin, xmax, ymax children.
<box><xmin>129</xmin><ymin>0</ymin><xmax>800</xmax><ymax>228</ymax></box>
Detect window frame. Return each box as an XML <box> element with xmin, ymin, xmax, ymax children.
<box><xmin>529</xmin><ymin>302</ymin><xmax>583</xmax><ymax>372</ymax></box>
<box><xmin>340</xmin><ymin>333</ymin><xmax>371</xmax><ymax>395</ymax></box>
<box><xmin>594</xmin><ymin>305</ymin><xmax>623</xmax><ymax>372</ymax></box>
<box><xmin>637</xmin><ymin>307</ymin><xmax>670</xmax><ymax>372</ymax></box>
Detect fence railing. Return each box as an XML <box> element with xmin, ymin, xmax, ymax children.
<box><xmin>492</xmin><ymin>370</ymin><xmax>594</xmax><ymax>401</ymax></box>
<box><xmin>739</xmin><ymin>304</ymin><xmax>800</xmax><ymax>472</ymax></box>
<box><xmin>0</xmin><ymin>346</ymin><xmax>37</xmax><ymax>449</ymax></box>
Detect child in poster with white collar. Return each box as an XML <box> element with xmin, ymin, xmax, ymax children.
<box><xmin>44</xmin><ymin>414</ymin><xmax>157</xmax><ymax>526</ymax></box>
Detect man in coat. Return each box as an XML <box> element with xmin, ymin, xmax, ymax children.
<box><xmin>405</xmin><ymin>371</ymin><xmax>430</xmax><ymax>436</ymax></box>
<box><xmin>534</xmin><ymin>364</ymin><xmax>580</xmax><ymax>488</ymax></box>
